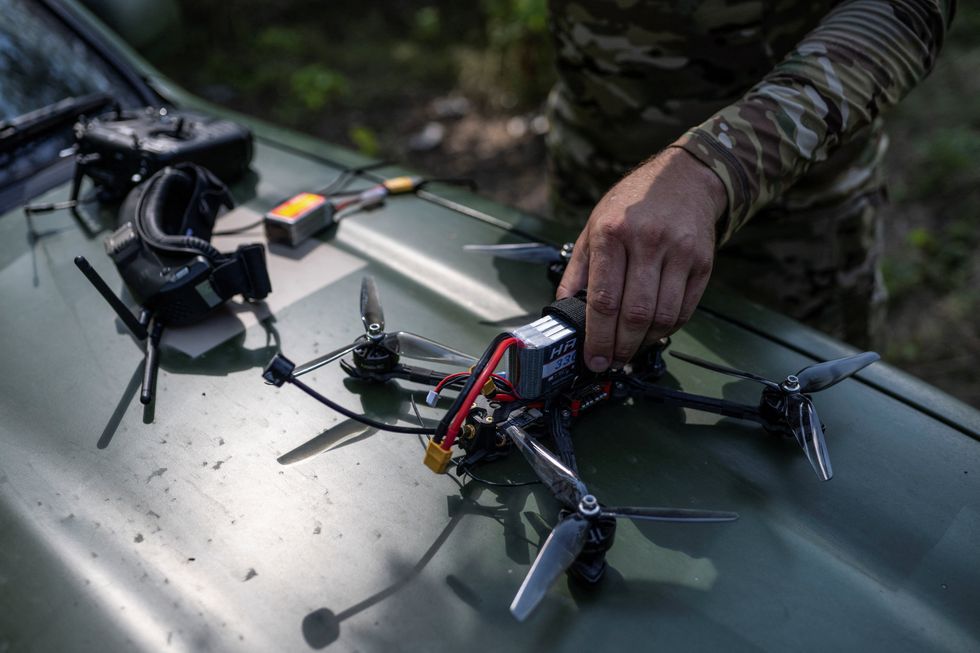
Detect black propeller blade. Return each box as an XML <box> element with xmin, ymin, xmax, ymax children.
<box><xmin>601</xmin><ymin>506</ymin><xmax>739</xmax><ymax>523</ymax></box>
<box><xmin>463</xmin><ymin>242</ymin><xmax>563</xmax><ymax>264</ymax></box>
<box><xmin>360</xmin><ymin>276</ymin><xmax>385</xmax><ymax>334</ymax></box>
<box><xmin>292</xmin><ymin>342</ymin><xmax>360</xmax><ymax>378</ymax></box>
<box><xmin>505</xmin><ymin>422</ymin><xmax>736</xmax><ymax>620</ymax></box>
<box><xmin>669</xmin><ymin>351</ymin><xmax>780</xmax><ymax>389</ymax></box>
<box><xmin>796</xmin><ymin>351</ymin><xmax>880</xmax><ymax>393</ymax></box>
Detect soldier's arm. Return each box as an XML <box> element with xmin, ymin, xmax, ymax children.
<box><xmin>674</xmin><ymin>0</ymin><xmax>957</xmax><ymax>243</ymax></box>
<box><xmin>560</xmin><ymin>0</ymin><xmax>955</xmax><ymax>373</ymax></box>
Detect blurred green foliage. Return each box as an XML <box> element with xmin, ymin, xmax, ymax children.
<box><xmin>879</xmin><ymin>3</ymin><xmax>980</xmax><ymax>400</ymax></box>
<box><xmin>349</xmin><ymin>125</ymin><xmax>381</xmax><ymax>157</ymax></box>
<box><xmin>148</xmin><ymin>0</ymin><xmax>552</xmax><ymax>128</ymax></box>
<box><xmin>289</xmin><ymin>64</ymin><xmax>349</xmax><ymax>110</ymax></box>
<box><xmin>469</xmin><ymin>0</ymin><xmax>552</xmax><ymax>106</ymax></box>
<box><xmin>904</xmin><ymin>127</ymin><xmax>980</xmax><ymax>200</ymax></box>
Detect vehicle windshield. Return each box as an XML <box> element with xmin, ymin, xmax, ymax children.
<box><xmin>0</xmin><ymin>0</ymin><xmax>145</xmax><ymax>192</ymax></box>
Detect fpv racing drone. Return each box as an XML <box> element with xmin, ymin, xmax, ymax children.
<box><xmin>263</xmin><ymin>277</ymin><xmax>880</xmax><ymax>619</ymax></box>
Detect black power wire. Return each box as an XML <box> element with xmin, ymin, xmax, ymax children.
<box><xmin>289</xmin><ymin>376</ymin><xmax>435</xmax><ymax>435</ymax></box>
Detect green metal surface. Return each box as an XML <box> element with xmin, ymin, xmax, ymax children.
<box><xmin>1</xmin><ymin>4</ymin><xmax>979</xmax><ymax>651</ymax></box>
<box><xmin>1</xmin><ymin>136</ymin><xmax>979</xmax><ymax>652</ymax></box>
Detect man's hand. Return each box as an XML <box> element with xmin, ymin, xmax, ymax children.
<box><xmin>557</xmin><ymin>147</ymin><xmax>727</xmax><ymax>372</ymax></box>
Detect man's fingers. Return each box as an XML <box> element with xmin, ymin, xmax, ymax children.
<box><xmin>647</xmin><ymin>256</ymin><xmax>689</xmax><ymax>340</ymax></box>
<box><xmin>584</xmin><ymin>235</ymin><xmax>626</xmax><ymax>372</ymax></box>
<box><xmin>673</xmin><ymin>258</ymin><xmax>713</xmax><ymax>334</ymax></box>
<box><xmin>612</xmin><ymin>259</ymin><xmax>662</xmax><ymax>366</ymax></box>
<box><xmin>556</xmin><ymin>231</ymin><xmax>590</xmax><ymax>299</ymax></box>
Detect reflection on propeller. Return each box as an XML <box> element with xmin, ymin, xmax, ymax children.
<box><xmin>511</xmin><ymin>515</ymin><xmax>590</xmax><ymax>621</ymax></box>
<box><xmin>293</xmin><ymin>342</ymin><xmax>360</xmax><ymax>377</ymax></box>
<box><xmin>669</xmin><ymin>351</ymin><xmax>780</xmax><ymax>389</ymax></box>
<box><xmin>795</xmin><ymin>352</ymin><xmax>880</xmax><ymax>393</ymax></box>
<box><xmin>464</xmin><ymin>241</ymin><xmax>575</xmax><ymax>286</ymax></box>
<box><xmin>293</xmin><ymin>276</ymin><xmax>477</xmax><ymax>377</ymax></box>
<box><xmin>504</xmin><ymin>423</ymin><xmax>736</xmax><ymax>621</ymax></box>
<box><xmin>463</xmin><ymin>242</ymin><xmax>564</xmax><ymax>264</ymax></box>
<box><xmin>669</xmin><ymin>350</ymin><xmax>880</xmax><ymax>481</ymax></box>
<box><xmin>381</xmin><ymin>331</ymin><xmax>476</xmax><ymax>368</ymax></box>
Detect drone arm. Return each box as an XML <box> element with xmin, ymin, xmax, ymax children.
<box><xmin>339</xmin><ymin>359</ymin><xmax>446</xmax><ymax>387</ymax></box>
<box><xmin>628</xmin><ymin>380</ymin><xmax>764</xmax><ymax>424</ymax></box>
<box><xmin>546</xmin><ymin>401</ymin><xmax>579</xmax><ymax>473</ymax></box>
<box><xmin>391</xmin><ymin>364</ymin><xmax>450</xmax><ymax>386</ymax></box>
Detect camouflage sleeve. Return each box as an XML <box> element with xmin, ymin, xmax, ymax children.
<box><xmin>672</xmin><ymin>0</ymin><xmax>956</xmax><ymax>243</ymax></box>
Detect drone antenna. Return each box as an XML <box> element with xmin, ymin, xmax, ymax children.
<box><xmin>74</xmin><ymin>256</ymin><xmax>148</xmax><ymax>340</ymax></box>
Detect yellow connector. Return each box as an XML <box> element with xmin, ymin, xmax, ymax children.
<box><xmin>423</xmin><ymin>438</ymin><xmax>452</xmax><ymax>474</ymax></box>
<box><xmin>383</xmin><ymin>176</ymin><xmax>423</xmax><ymax>195</ymax></box>
<box><xmin>481</xmin><ymin>378</ymin><xmax>497</xmax><ymax>396</ymax></box>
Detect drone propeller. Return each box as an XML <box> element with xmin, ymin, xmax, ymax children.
<box><xmin>463</xmin><ymin>242</ymin><xmax>564</xmax><ymax>264</ymax></box>
<box><xmin>293</xmin><ymin>276</ymin><xmax>477</xmax><ymax>377</ymax></box>
<box><xmin>669</xmin><ymin>351</ymin><xmax>780</xmax><ymax>389</ymax></box>
<box><xmin>669</xmin><ymin>350</ymin><xmax>880</xmax><ymax>481</ymax></box>
<box><xmin>504</xmin><ymin>423</ymin><xmax>736</xmax><ymax>621</ymax></box>
<box><xmin>794</xmin><ymin>351</ymin><xmax>881</xmax><ymax>393</ymax></box>
<box><xmin>292</xmin><ymin>342</ymin><xmax>360</xmax><ymax>377</ymax></box>
<box><xmin>381</xmin><ymin>331</ymin><xmax>476</xmax><ymax>367</ymax></box>
<box><xmin>787</xmin><ymin>393</ymin><xmax>832</xmax><ymax>481</ymax></box>
<box><xmin>360</xmin><ymin>275</ymin><xmax>385</xmax><ymax>334</ymax></box>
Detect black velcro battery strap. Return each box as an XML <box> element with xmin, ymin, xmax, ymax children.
<box><xmin>209</xmin><ymin>244</ymin><xmax>272</xmax><ymax>301</ymax></box>
<box><xmin>542</xmin><ymin>291</ymin><xmax>588</xmax><ymax>334</ymax></box>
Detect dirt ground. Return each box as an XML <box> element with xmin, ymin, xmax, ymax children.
<box><xmin>134</xmin><ymin>1</ymin><xmax>979</xmax><ymax>406</ymax></box>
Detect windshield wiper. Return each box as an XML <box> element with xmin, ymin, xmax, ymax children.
<box><xmin>0</xmin><ymin>92</ymin><xmax>114</xmax><ymax>154</ymax></box>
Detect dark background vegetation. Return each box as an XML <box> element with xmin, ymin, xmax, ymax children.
<box><xmin>116</xmin><ymin>0</ymin><xmax>979</xmax><ymax>406</ymax></box>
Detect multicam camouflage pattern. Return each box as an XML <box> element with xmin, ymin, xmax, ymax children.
<box><xmin>546</xmin><ymin>0</ymin><xmax>955</xmax><ymax>348</ymax></box>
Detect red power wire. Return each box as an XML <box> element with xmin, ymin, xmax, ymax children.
<box><xmin>434</xmin><ymin>371</ymin><xmax>515</xmax><ymax>396</ymax></box>
<box><xmin>441</xmin><ymin>337</ymin><xmax>518</xmax><ymax>450</ymax></box>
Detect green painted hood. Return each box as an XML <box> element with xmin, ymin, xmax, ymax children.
<box><xmin>1</xmin><ymin>132</ymin><xmax>978</xmax><ymax>652</ymax></box>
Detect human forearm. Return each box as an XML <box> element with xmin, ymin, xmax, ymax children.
<box><xmin>674</xmin><ymin>0</ymin><xmax>956</xmax><ymax>242</ymax></box>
